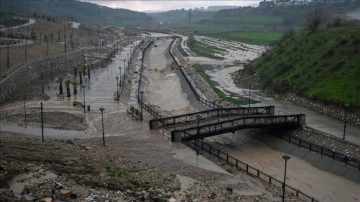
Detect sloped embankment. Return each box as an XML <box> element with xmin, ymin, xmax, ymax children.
<box><xmin>249</xmin><ymin>27</ymin><xmax>360</xmax><ymax>107</ymax></box>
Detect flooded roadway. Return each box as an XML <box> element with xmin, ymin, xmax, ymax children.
<box><xmin>1</xmin><ymin>31</ymin><xmax>359</xmax><ymax>201</ymax></box>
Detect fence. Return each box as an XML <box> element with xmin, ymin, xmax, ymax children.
<box><xmin>271</xmin><ymin>132</ymin><xmax>360</xmax><ymax>171</ymax></box>
<box><xmin>136</xmin><ymin>40</ymin><xmax>162</xmax><ymax>120</ymax></box>
<box><xmin>184</xmin><ymin>139</ymin><xmax>318</xmax><ymax>202</ymax></box>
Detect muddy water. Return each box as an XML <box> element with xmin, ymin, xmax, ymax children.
<box><xmin>10</xmin><ymin>169</ymin><xmax>57</xmax><ymax>199</ymax></box>
<box><xmin>146</xmin><ymin>38</ymin><xmax>195</xmax><ymax>116</ymax></box>
<box><xmin>206</xmin><ymin>65</ymin><xmax>250</xmax><ymax>98</ymax></box>
<box><xmin>207</xmin><ymin>132</ymin><xmax>360</xmax><ymax>202</ymax></box>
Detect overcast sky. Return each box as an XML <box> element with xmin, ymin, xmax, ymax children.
<box><xmin>83</xmin><ymin>1</ymin><xmax>260</xmax><ymax>12</ymax></box>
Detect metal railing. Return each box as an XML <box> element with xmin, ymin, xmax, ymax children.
<box><xmin>150</xmin><ymin>106</ymin><xmax>275</xmax><ymax>129</ymax></box>
<box><xmin>171</xmin><ymin>114</ymin><xmax>305</xmax><ymax>142</ymax></box>
<box><xmin>271</xmin><ymin>132</ymin><xmax>360</xmax><ymax>171</ymax></box>
<box><xmin>184</xmin><ymin>139</ymin><xmax>318</xmax><ymax>202</ymax></box>
<box><xmin>137</xmin><ymin>40</ymin><xmax>162</xmax><ymax>120</ymax></box>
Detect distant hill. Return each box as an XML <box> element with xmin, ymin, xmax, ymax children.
<box><xmin>0</xmin><ymin>0</ymin><xmax>153</xmax><ymax>26</ymax></box>
<box><xmin>148</xmin><ymin>9</ymin><xmax>216</xmax><ymax>24</ymax></box>
<box><xmin>213</xmin><ymin>2</ymin><xmax>360</xmax><ymax>30</ymax></box>
<box><xmin>249</xmin><ymin>27</ymin><xmax>360</xmax><ymax>106</ymax></box>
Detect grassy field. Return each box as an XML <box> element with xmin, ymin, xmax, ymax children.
<box><xmin>187</xmin><ymin>36</ymin><xmax>226</xmax><ymax>60</ymax></box>
<box><xmin>176</xmin><ymin>38</ymin><xmax>187</xmax><ymax>57</ymax></box>
<box><xmin>207</xmin><ymin>31</ymin><xmax>283</xmax><ymax>45</ymax></box>
<box><xmin>250</xmin><ymin>27</ymin><xmax>360</xmax><ymax>107</ymax></box>
<box><xmin>168</xmin><ymin>14</ymin><xmax>284</xmax><ymax>45</ymax></box>
<box><xmin>193</xmin><ymin>64</ymin><xmax>256</xmax><ymax>105</ymax></box>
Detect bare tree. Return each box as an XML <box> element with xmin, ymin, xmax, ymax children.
<box><xmin>305</xmin><ymin>6</ymin><xmax>324</xmax><ymax>32</ymax></box>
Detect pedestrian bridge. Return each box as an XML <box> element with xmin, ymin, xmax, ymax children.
<box><xmin>170</xmin><ymin>114</ymin><xmax>305</xmax><ymax>142</ymax></box>
<box><xmin>149</xmin><ymin>106</ymin><xmax>275</xmax><ymax>129</ymax></box>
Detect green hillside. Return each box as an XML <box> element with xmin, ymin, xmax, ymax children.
<box><xmin>0</xmin><ymin>0</ymin><xmax>153</xmax><ymax>26</ymax></box>
<box><xmin>250</xmin><ymin>27</ymin><xmax>360</xmax><ymax>107</ymax></box>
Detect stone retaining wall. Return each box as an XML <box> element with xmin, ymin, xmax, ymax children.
<box><xmin>286</xmin><ymin>93</ymin><xmax>360</xmax><ymax>126</ymax></box>
<box><xmin>0</xmin><ymin>50</ymin><xmax>85</xmax><ymax>103</ymax></box>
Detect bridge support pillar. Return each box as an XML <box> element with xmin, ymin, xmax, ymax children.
<box><xmin>171</xmin><ymin>131</ymin><xmax>183</xmax><ymax>142</ymax></box>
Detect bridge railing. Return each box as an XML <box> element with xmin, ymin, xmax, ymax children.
<box><xmin>150</xmin><ymin>106</ymin><xmax>275</xmax><ymax>129</ymax></box>
<box><xmin>185</xmin><ymin>139</ymin><xmax>318</xmax><ymax>202</ymax></box>
<box><xmin>171</xmin><ymin>114</ymin><xmax>305</xmax><ymax>142</ymax></box>
<box><xmin>272</xmin><ymin>132</ymin><xmax>360</xmax><ymax>171</ymax></box>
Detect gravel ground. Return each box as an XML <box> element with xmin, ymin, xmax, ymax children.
<box><xmin>0</xmin><ymin>131</ymin><xmax>294</xmax><ymax>202</ymax></box>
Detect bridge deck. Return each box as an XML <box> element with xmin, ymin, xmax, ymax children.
<box><xmin>171</xmin><ymin>114</ymin><xmax>305</xmax><ymax>142</ymax></box>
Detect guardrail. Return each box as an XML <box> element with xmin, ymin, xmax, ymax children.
<box><xmin>150</xmin><ymin>106</ymin><xmax>275</xmax><ymax>129</ymax></box>
<box><xmin>271</xmin><ymin>132</ymin><xmax>360</xmax><ymax>171</ymax></box>
<box><xmin>171</xmin><ymin>114</ymin><xmax>305</xmax><ymax>142</ymax></box>
<box><xmin>184</xmin><ymin>139</ymin><xmax>318</xmax><ymax>202</ymax></box>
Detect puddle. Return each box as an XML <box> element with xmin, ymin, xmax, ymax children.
<box><xmin>9</xmin><ymin>169</ymin><xmax>58</xmax><ymax>198</ymax></box>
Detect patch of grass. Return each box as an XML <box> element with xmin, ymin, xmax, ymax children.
<box><xmin>105</xmin><ymin>164</ymin><xmax>152</xmax><ymax>190</ymax></box>
<box><xmin>187</xmin><ymin>36</ymin><xmax>226</xmax><ymax>60</ymax></box>
<box><xmin>176</xmin><ymin>38</ymin><xmax>187</xmax><ymax>57</ymax></box>
<box><xmin>207</xmin><ymin>31</ymin><xmax>283</xmax><ymax>45</ymax></box>
<box><xmin>193</xmin><ymin>64</ymin><xmax>257</xmax><ymax>105</ymax></box>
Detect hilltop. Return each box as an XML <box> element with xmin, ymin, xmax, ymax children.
<box><xmin>0</xmin><ymin>0</ymin><xmax>152</xmax><ymax>26</ymax></box>
<box><xmin>249</xmin><ymin>27</ymin><xmax>360</xmax><ymax>107</ymax></box>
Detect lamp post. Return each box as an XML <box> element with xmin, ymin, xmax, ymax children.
<box><xmin>196</xmin><ymin>114</ymin><xmax>202</xmax><ymax>135</ymax></box>
<box><xmin>40</xmin><ymin>102</ymin><xmax>44</xmax><ymax>142</ymax></box>
<box><xmin>81</xmin><ymin>84</ymin><xmax>86</xmax><ymax>113</ymax></box>
<box><xmin>127</xmin><ymin>58</ymin><xmax>130</xmax><ymax>73</ymax></box>
<box><xmin>343</xmin><ymin>103</ymin><xmax>350</xmax><ymax>139</ymax></box>
<box><xmin>24</xmin><ymin>96</ymin><xmax>27</xmax><ymax>124</ymax></box>
<box><xmin>248</xmin><ymin>84</ymin><xmax>251</xmax><ymax>108</ymax></box>
<box><xmin>116</xmin><ymin>76</ymin><xmax>119</xmax><ymax>101</ymax></box>
<box><xmin>282</xmin><ymin>154</ymin><xmax>291</xmax><ymax>202</ymax></box>
<box><xmin>140</xmin><ymin>91</ymin><xmax>144</xmax><ymax>122</ymax></box>
<box><xmin>123</xmin><ymin>59</ymin><xmax>127</xmax><ymax>74</ymax></box>
<box><xmin>119</xmin><ymin>66</ymin><xmax>122</xmax><ymax>86</ymax></box>
<box><xmin>99</xmin><ymin>107</ymin><xmax>105</xmax><ymax>146</ymax></box>
<box><xmin>41</xmin><ymin>72</ymin><xmax>44</xmax><ymax>95</ymax></box>
<box><xmin>127</xmin><ymin>53</ymin><xmax>130</xmax><ymax>73</ymax></box>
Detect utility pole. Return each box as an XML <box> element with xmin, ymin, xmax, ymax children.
<box><xmin>248</xmin><ymin>84</ymin><xmax>251</xmax><ymax>108</ymax></box>
<box><xmin>25</xmin><ymin>27</ymin><xmax>28</xmax><ymax>61</ymax></box>
<box><xmin>343</xmin><ymin>104</ymin><xmax>350</xmax><ymax>139</ymax></box>
<box><xmin>140</xmin><ymin>91</ymin><xmax>144</xmax><ymax>121</ymax></box>
<box><xmin>7</xmin><ymin>44</ymin><xmax>9</xmax><ymax>69</ymax></box>
<box><xmin>24</xmin><ymin>96</ymin><xmax>27</xmax><ymax>124</ymax></box>
<box><xmin>41</xmin><ymin>72</ymin><xmax>44</xmax><ymax>95</ymax></box>
<box><xmin>41</xmin><ymin>102</ymin><xmax>44</xmax><ymax>142</ymax></box>
<box><xmin>46</xmin><ymin>34</ymin><xmax>49</xmax><ymax>57</ymax></box>
<box><xmin>64</xmin><ymin>26</ymin><xmax>67</xmax><ymax>53</ymax></box>
<box><xmin>188</xmin><ymin>9</ymin><xmax>192</xmax><ymax>26</ymax></box>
